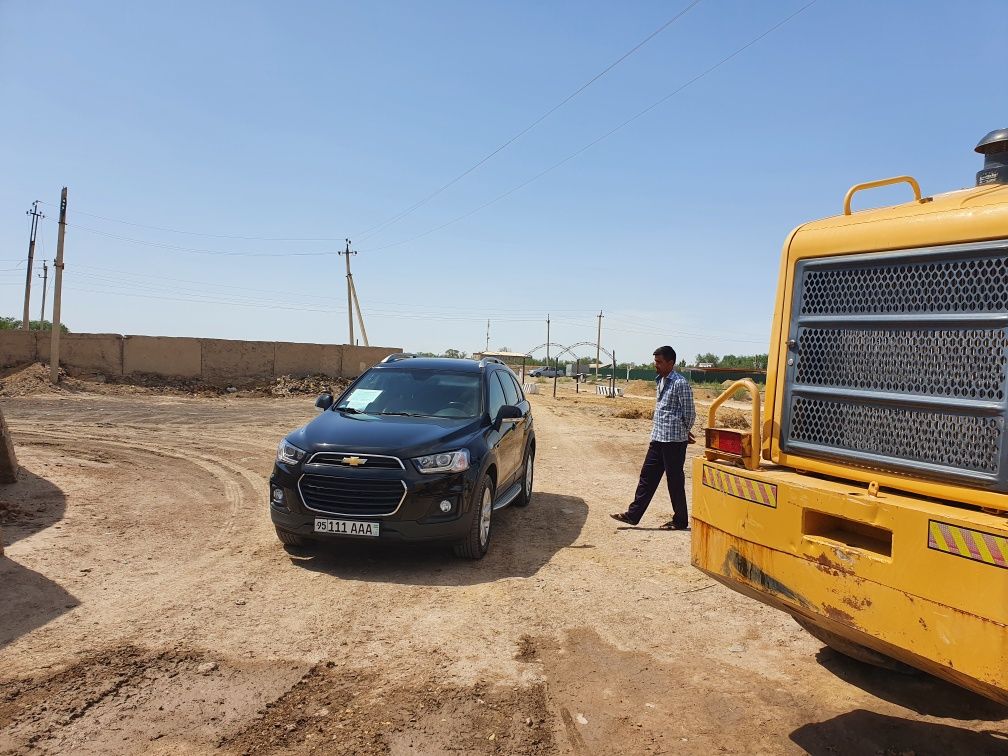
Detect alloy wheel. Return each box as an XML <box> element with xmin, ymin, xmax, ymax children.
<box><xmin>479</xmin><ymin>485</ymin><xmax>492</xmax><ymax>546</ymax></box>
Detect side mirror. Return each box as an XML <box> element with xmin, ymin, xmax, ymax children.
<box><xmin>315</xmin><ymin>393</ymin><xmax>334</xmax><ymax>411</ymax></box>
<box><xmin>495</xmin><ymin>404</ymin><xmax>523</xmax><ymax>428</ymax></box>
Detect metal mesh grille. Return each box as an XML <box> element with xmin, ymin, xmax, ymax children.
<box><xmin>796</xmin><ymin>327</ymin><xmax>1008</xmax><ymax>400</ymax></box>
<box><xmin>783</xmin><ymin>242</ymin><xmax>1008</xmax><ymax>489</ymax></box>
<box><xmin>789</xmin><ymin>397</ymin><xmax>1003</xmax><ymax>473</ymax></box>
<box><xmin>299</xmin><ymin>475</ymin><xmax>405</xmax><ymax>515</ymax></box>
<box><xmin>800</xmin><ymin>254</ymin><xmax>1008</xmax><ymax>315</ymax></box>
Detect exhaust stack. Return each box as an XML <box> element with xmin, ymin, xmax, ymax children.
<box><xmin>976</xmin><ymin>128</ymin><xmax>1008</xmax><ymax>186</ymax></box>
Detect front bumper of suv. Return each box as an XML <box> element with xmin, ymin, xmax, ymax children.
<box><xmin>268</xmin><ymin>452</ymin><xmax>479</xmax><ymax>543</ymax></box>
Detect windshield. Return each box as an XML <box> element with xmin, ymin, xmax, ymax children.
<box><xmin>337</xmin><ymin>369</ymin><xmax>482</xmax><ymax>418</ymax></box>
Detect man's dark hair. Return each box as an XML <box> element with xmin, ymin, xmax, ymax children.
<box><xmin>653</xmin><ymin>345</ymin><xmax>676</xmax><ymax>363</ymax></box>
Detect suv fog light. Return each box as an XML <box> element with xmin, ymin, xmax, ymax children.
<box><xmin>439</xmin><ymin>499</ymin><xmax>452</xmax><ymax>513</ymax></box>
<box><xmin>271</xmin><ymin>487</ymin><xmax>285</xmax><ymax>504</ymax></box>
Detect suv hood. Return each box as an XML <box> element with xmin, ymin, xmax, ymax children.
<box><xmin>289</xmin><ymin>410</ymin><xmax>482</xmax><ymax>457</ymax></box>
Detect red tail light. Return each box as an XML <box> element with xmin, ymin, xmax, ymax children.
<box><xmin>708</xmin><ymin>428</ymin><xmax>744</xmax><ymax>455</ymax></box>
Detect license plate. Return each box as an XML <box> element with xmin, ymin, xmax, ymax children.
<box><xmin>314</xmin><ymin>518</ymin><xmax>380</xmax><ymax>537</ymax></box>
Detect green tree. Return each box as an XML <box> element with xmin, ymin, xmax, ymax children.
<box><xmin>694</xmin><ymin>352</ymin><xmax>719</xmax><ymax>366</ymax></box>
<box><xmin>0</xmin><ymin>316</ymin><xmax>69</xmax><ymax>333</ymax></box>
<box><xmin>719</xmin><ymin>353</ymin><xmax>769</xmax><ymax>369</ymax></box>
<box><xmin>442</xmin><ymin>348</ymin><xmax>467</xmax><ymax>359</ymax></box>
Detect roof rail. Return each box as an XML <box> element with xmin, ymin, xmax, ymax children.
<box><xmin>381</xmin><ymin>353</ymin><xmax>416</xmax><ymax>363</ymax></box>
<box><xmin>479</xmin><ymin>357</ymin><xmax>506</xmax><ymax>368</ymax></box>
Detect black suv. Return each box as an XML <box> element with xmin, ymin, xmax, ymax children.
<box><xmin>269</xmin><ymin>355</ymin><xmax>535</xmax><ymax>559</ymax></box>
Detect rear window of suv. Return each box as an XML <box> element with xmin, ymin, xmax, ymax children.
<box><xmin>338</xmin><ymin>369</ymin><xmax>482</xmax><ymax>418</ymax></box>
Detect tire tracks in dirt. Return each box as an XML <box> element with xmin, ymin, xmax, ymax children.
<box><xmin>3</xmin><ymin>391</ymin><xmax>1004</xmax><ymax>754</ymax></box>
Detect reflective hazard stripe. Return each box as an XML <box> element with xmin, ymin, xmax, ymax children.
<box><xmin>928</xmin><ymin>520</ymin><xmax>1008</xmax><ymax>570</ymax></box>
<box><xmin>701</xmin><ymin>464</ymin><xmax>777</xmax><ymax>508</ymax></box>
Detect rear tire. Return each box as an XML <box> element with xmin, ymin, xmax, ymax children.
<box><xmin>454</xmin><ymin>475</ymin><xmax>494</xmax><ymax>559</ymax></box>
<box><xmin>275</xmin><ymin>526</ymin><xmax>306</xmax><ymax>547</ymax></box>
<box><xmin>514</xmin><ymin>449</ymin><xmax>534</xmax><ymax>507</ymax></box>
<box><xmin>793</xmin><ymin>615</ymin><xmax>918</xmax><ymax>674</ymax></box>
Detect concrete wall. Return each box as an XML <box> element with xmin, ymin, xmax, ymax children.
<box><xmin>0</xmin><ymin>330</ymin><xmax>397</xmax><ymax>383</ymax></box>
<box><xmin>343</xmin><ymin>345</ymin><xmax>402</xmax><ymax>378</ymax></box>
<box><xmin>36</xmin><ymin>334</ymin><xmax>124</xmax><ymax>376</ymax></box>
<box><xmin>0</xmin><ymin>330</ymin><xmax>37</xmax><ymax>367</ymax></box>
<box><xmin>201</xmin><ymin>339</ymin><xmax>276</xmax><ymax>381</ymax></box>
<box><xmin>275</xmin><ymin>342</ymin><xmax>343</xmax><ymax>378</ymax></box>
<box><xmin>123</xmin><ymin>336</ymin><xmax>202</xmax><ymax>379</ymax></box>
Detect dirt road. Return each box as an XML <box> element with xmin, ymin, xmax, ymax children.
<box><xmin>1</xmin><ymin>387</ymin><xmax>1005</xmax><ymax>754</ymax></box>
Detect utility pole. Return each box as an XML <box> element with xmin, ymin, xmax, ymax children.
<box><xmin>348</xmin><ymin>275</ymin><xmax>369</xmax><ymax>346</ymax></box>
<box><xmin>23</xmin><ymin>201</ymin><xmax>44</xmax><ymax>330</ymax></box>
<box><xmin>50</xmin><ymin>188</ymin><xmax>67</xmax><ymax>384</ymax></box>
<box><xmin>546</xmin><ymin>314</ymin><xmax>550</xmax><ymax>365</ymax></box>
<box><xmin>595</xmin><ymin>310</ymin><xmax>604</xmax><ymax>379</ymax></box>
<box><xmin>38</xmin><ymin>260</ymin><xmax>49</xmax><ymax>323</ymax></box>
<box><xmin>338</xmin><ymin>239</ymin><xmax>356</xmax><ymax>345</ymax></box>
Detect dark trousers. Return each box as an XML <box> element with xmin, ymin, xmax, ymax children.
<box><xmin>627</xmin><ymin>440</ymin><xmax>689</xmax><ymax>526</ymax></box>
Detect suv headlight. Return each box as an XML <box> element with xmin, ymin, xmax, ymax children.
<box><xmin>412</xmin><ymin>449</ymin><xmax>470</xmax><ymax>474</ymax></box>
<box><xmin>277</xmin><ymin>439</ymin><xmax>307</xmax><ymax>465</ymax></box>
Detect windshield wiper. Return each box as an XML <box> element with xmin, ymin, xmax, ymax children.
<box><xmin>379</xmin><ymin>411</ymin><xmax>422</xmax><ymax>417</ymax></box>
<box><xmin>336</xmin><ymin>406</ymin><xmax>363</xmax><ymax>414</ymax></box>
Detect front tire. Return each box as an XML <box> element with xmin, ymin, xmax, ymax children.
<box><xmin>514</xmin><ymin>449</ymin><xmax>534</xmax><ymax>507</ymax></box>
<box><xmin>454</xmin><ymin>475</ymin><xmax>494</xmax><ymax>559</ymax></box>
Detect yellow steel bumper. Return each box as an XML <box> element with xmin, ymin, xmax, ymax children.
<box><xmin>691</xmin><ymin>458</ymin><xmax>1008</xmax><ymax>705</ymax></box>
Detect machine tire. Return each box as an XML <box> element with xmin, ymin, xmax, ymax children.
<box><xmin>792</xmin><ymin>615</ymin><xmax>918</xmax><ymax>674</ymax></box>
<box><xmin>454</xmin><ymin>475</ymin><xmax>494</xmax><ymax>559</ymax></box>
<box><xmin>514</xmin><ymin>449</ymin><xmax>534</xmax><ymax>507</ymax></box>
<box><xmin>275</xmin><ymin>526</ymin><xmax>306</xmax><ymax>547</ymax></box>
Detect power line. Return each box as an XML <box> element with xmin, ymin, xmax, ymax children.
<box><xmin>59</xmin><ymin>281</ymin><xmax>556</xmax><ymax>323</ymax></box>
<box><xmin>353</xmin><ymin>0</ymin><xmax>705</xmax><ymax>243</ymax></box>
<box><xmin>36</xmin><ymin>200</ymin><xmax>343</xmax><ymax>242</ymax></box>
<box><xmin>548</xmin><ymin>315</ymin><xmax>767</xmax><ymax>345</ymax></box>
<box><xmin>30</xmin><ymin>4</ymin><xmax>705</xmax><ymax>253</ymax></box>
<box><xmin>26</xmin><ymin>1</ymin><xmax>812</xmax><ymax>265</ymax></box>
<box><xmin>363</xmin><ymin>0</ymin><xmax>819</xmax><ymax>254</ymax></box>
<box><xmin>603</xmin><ymin>323</ymin><xmax>767</xmax><ymax>345</ymax></box>
<box><xmin>10</xmin><ymin>274</ymin><xmax>769</xmax><ymax>345</ymax></box>
<box><xmin>606</xmin><ymin>314</ymin><xmax>767</xmax><ymax>341</ymax></box>
<box><xmin>64</xmin><ymin>270</ymin><xmax>554</xmax><ymax>321</ymax></box>
<box><xmin>57</xmin><ymin>221</ymin><xmax>341</xmax><ymax>257</ymax></box>
<box><xmin>70</xmin><ymin>262</ymin><xmax>597</xmax><ymax>318</ymax></box>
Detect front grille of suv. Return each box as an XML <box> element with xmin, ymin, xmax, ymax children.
<box><xmin>308</xmin><ymin>452</ymin><xmax>404</xmax><ymax>469</ymax></box>
<box><xmin>299</xmin><ymin>475</ymin><xmax>407</xmax><ymax>516</ymax></box>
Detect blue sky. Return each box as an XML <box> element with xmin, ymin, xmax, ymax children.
<box><xmin>1</xmin><ymin>1</ymin><xmax>1004</xmax><ymax>365</ymax></box>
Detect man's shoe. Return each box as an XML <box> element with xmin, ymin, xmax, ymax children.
<box><xmin>610</xmin><ymin>512</ymin><xmax>637</xmax><ymax>525</ymax></box>
<box><xmin>659</xmin><ymin>520</ymin><xmax>690</xmax><ymax>531</ymax></box>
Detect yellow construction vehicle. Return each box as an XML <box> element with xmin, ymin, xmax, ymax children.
<box><xmin>692</xmin><ymin>129</ymin><xmax>1008</xmax><ymax>705</ymax></box>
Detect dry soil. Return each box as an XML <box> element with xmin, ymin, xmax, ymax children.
<box><xmin>1</xmin><ymin>381</ymin><xmax>1005</xmax><ymax>754</ymax></box>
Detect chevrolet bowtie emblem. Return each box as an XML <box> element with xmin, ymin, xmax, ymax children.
<box><xmin>342</xmin><ymin>456</ymin><xmax>367</xmax><ymax>467</ymax></box>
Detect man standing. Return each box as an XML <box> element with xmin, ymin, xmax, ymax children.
<box><xmin>611</xmin><ymin>346</ymin><xmax>695</xmax><ymax>530</ymax></box>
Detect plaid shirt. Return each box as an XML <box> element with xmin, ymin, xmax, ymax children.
<box><xmin>651</xmin><ymin>370</ymin><xmax>695</xmax><ymax>443</ymax></box>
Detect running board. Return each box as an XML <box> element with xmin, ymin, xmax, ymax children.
<box><xmin>493</xmin><ymin>481</ymin><xmax>522</xmax><ymax>510</ymax></box>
